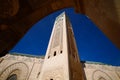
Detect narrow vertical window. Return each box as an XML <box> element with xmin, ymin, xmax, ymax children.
<box><xmin>60</xmin><ymin>50</ymin><xmax>62</xmax><ymax>53</ymax></box>
<box><xmin>54</xmin><ymin>51</ymin><xmax>56</xmax><ymax>56</ymax></box>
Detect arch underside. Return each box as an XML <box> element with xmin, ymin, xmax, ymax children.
<box><xmin>0</xmin><ymin>0</ymin><xmax>120</xmax><ymax>56</ymax></box>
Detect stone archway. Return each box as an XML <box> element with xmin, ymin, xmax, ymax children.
<box><xmin>0</xmin><ymin>62</ymin><xmax>29</xmax><ymax>80</ymax></box>
<box><xmin>0</xmin><ymin>0</ymin><xmax>120</xmax><ymax>56</ymax></box>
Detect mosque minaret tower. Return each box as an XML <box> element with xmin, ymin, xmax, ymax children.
<box><xmin>39</xmin><ymin>12</ymin><xmax>84</xmax><ymax>80</ymax></box>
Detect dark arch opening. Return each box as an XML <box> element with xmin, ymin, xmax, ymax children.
<box><xmin>7</xmin><ymin>74</ymin><xmax>17</xmax><ymax>80</ymax></box>
<box><xmin>54</xmin><ymin>51</ymin><xmax>56</xmax><ymax>56</ymax></box>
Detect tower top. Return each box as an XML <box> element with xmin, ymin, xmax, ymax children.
<box><xmin>55</xmin><ymin>12</ymin><xmax>66</xmax><ymax>20</ymax></box>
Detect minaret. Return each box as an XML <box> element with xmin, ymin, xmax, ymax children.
<box><xmin>39</xmin><ymin>12</ymin><xmax>84</xmax><ymax>80</ymax></box>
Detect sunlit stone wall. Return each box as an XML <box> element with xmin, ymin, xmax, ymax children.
<box><xmin>83</xmin><ymin>62</ymin><xmax>120</xmax><ymax>80</ymax></box>
<box><xmin>0</xmin><ymin>54</ymin><xmax>44</xmax><ymax>80</ymax></box>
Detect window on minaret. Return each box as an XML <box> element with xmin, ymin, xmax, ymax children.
<box><xmin>54</xmin><ymin>51</ymin><xmax>56</xmax><ymax>56</ymax></box>
<box><xmin>60</xmin><ymin>50</ymin><xmax>62</xmax><ymax>53</ymax></box>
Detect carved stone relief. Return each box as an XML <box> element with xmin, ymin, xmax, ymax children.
<box><xmin>48</xmin><ymin>17</ymin><xmax>63</xmax><ymax>58</ymax></box>
<box><xmin>92</xmin><ymin>70</ymin><xmax>112</xmax><ymax>80</ymax></box>
<box><xmin>116</xmin><ymin>71</ymin><xmax>120</xmax><ymax>79</ymax></box>
<box><xmin>0</xmin><ymin>62</ymin><xmax>29</xmax><ymax>80</ymax></box>
<box><xmin>52</xmin><ymin>18</ymin><xmax>63</xmax><ymax>49</ymax></box>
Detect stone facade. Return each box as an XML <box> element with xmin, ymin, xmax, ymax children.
<box><xmin>83</xmin><ymin>62</ymin><xmax>120</xmax><ymax>80</ymax></box>
<box><xmin>0</xmin><ymin>54</ymin><xmax>120</xmax><ymax>80</ymax></box>
<box><xmin>0</xmin><ymin>54</ymin><xmax>44</xmax><ymax>80</ymax></box>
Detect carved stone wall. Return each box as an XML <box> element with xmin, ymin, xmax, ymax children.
<box><xmin>0</xmin><ymin>54</ymin><xmax>44</xmax><ymax>80</ymax></box>
<box><xmin>1</xmin><ymin>54</ymin><xmax>120</xmax><ymax>80</ymax></box>
<box><xmin>0</xmin><ymin>62</ymin><xmax>29</xmax><ymax>80</ymax></box>
<box><xmin>83</xmin><ymin>62</ymin><xmax>120</xmax><ymax>80</ymax></box>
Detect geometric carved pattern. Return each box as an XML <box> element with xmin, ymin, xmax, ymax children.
<box><xmin>116</xmin><ymin>71</ymin><xmax>120</xmax><ymax>79</ymax></box>
<box><xmin>42</xmin><ymin>68</ymin><xmax>64</xmax><ymax>80</ymax></box>
<box><xmin>0</xmin><ymin>62</ymin><xmax>29</xmax><ymax>80</ymax></box>
<box><xmin>48</xmin><ymin>16</ymin><xmax>63</xmax><ymax>57</ymax></box>
<box><xmin>52</xmin><ymin>27</ymin><xmax>61</xmax><ymax>48</ymax></box>
<box><xmin>52</xmin><ymin>19</ymin><xmax>63</xmax><ymax>48</ymax></box>
<box><xmin>92</xmin><ymin>70</ymin><xmax>112</xmax><ymax>80</ymax></box>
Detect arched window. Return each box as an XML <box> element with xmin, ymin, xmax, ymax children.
<box><xmin>7</xmin><ymin>74</ymin><xmax>17</xmax><ymax>80</ymax></box>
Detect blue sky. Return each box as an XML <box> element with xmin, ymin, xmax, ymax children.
<box><xmin>10</xmin><ymin>8</ymin><xmax>120</xmax><ymax>66</ymax></box>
